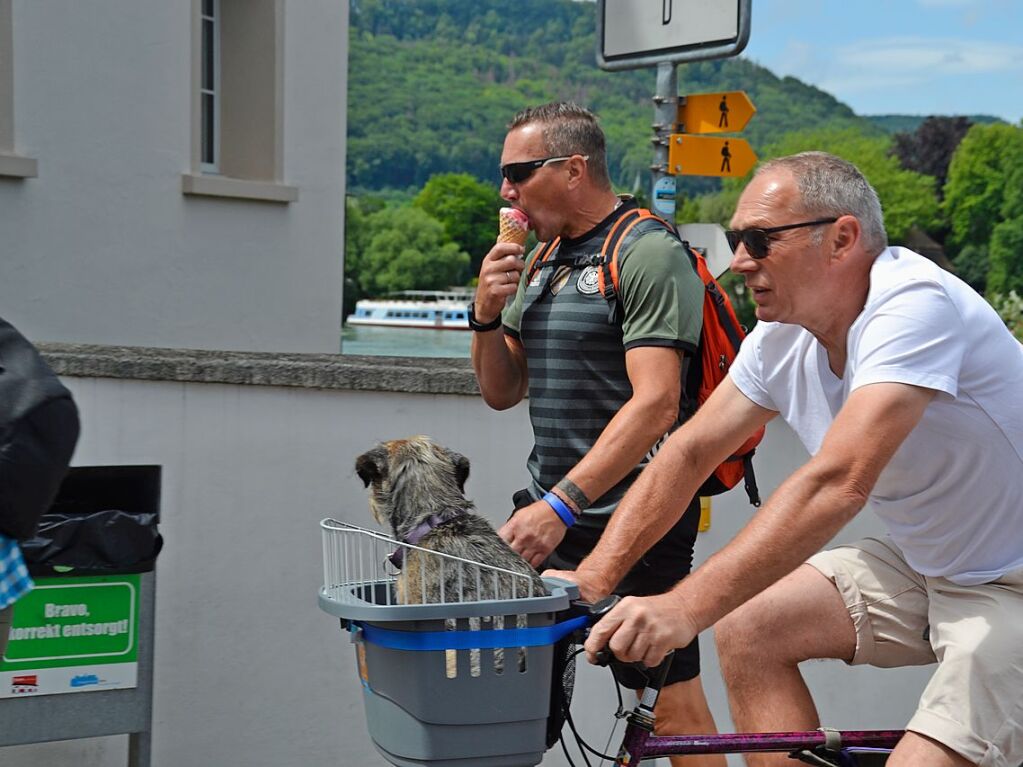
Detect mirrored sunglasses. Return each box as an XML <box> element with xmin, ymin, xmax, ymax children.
<box><xmin>500</xmin><ymin>155</ymin><xmax>586</xmax><ymax>184</ymax></box>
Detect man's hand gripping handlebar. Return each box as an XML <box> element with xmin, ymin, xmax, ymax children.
<box><xmin>577</xmin><ymin>595</ymin><xmax>675</xmax><ymax>695</ymax></box>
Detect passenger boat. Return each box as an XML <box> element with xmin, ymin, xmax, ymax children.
<box><xmin>345</xmin><ymin>289</ymin><xmax>475</xmax><ymax>331</ymax></box>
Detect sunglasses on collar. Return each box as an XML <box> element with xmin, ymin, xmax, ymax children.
<box><xmin>725</xmin><ymin>218</ymin><xmax>838</xmax><ymax>260</ymax></box>
<box><xmin>500</xmin><ymin>155</ymin><xmax>588</xmax><ymax>184</ymax></box>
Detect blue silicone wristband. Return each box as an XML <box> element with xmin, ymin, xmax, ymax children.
<box><xmin>543</xmin><ymin>491</ymin><xmax>576</xmax><ymax>528</ymax></box>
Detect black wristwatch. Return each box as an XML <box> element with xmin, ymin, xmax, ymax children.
<box><xmin>467</xmin><ymin>303</ymin><xmax>503</xmax><ymax>332</ymax></box>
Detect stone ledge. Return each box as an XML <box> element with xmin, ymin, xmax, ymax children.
<box><xmin>38</xmin><ymin>343</ymin><xmax>481</xmax><ymax>396</ymax></box>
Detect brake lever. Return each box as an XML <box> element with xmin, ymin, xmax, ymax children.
<box><xmin>584</xmin><ymin>595</ymin><xmax>675</xmax><ymax>686</ymax></box>
<box><xmin>586</xmin><ymin>595</ymin><xmax>621</xmax><ymax>666</ymax></box>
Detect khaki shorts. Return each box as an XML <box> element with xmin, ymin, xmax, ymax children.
<box><xmin>807</xmin><ymin>537</ymin><xmax>1023</xmax><ymax>767</ymax></box>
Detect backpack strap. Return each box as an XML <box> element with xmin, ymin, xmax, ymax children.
<box><xmin>683</xmin><ymin>242</ymin><xmax>745</xmax><ymax>353</ymax></box>
<box><xmin>524</xmin><ymin>238</ymin><xmax>561</xmax><ymax>286</ymax></box>
<box><xmin>597</xmin><ymin>208</ymin><xmax>678</xmax><ymax>323</ymax></box>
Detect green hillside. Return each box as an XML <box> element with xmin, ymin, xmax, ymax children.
<box><xmin>347</xmin><ymin>0</ymin><xmax>879</xmax><ymax>193</ymax></box>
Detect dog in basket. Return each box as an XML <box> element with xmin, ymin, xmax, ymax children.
<box><xmin>355</xmin><ymin>435</ymin><xmax>547</xmax><ymax>605</ymax></box>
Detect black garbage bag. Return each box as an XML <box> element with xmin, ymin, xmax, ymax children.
<box><xmin>21</xmin><ymin>509</ymin><xmax>162</xmax><ymax>575</ymax></box>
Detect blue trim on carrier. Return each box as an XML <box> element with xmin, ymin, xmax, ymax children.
<box><xmin>352</xmin><ymin>615</ymin><xmax>589</xmax><ymax>651</ymax></box>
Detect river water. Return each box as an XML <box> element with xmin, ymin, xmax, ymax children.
<box><xmin>341</xmin><ymin>325</ymin><xmax>472</xmax><ymax>358</ymax></box>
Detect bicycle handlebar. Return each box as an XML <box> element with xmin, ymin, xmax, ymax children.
<box><xmin>574</xmin><ymin>595</ymin><xmax>676</xmax><ymax>693</ymax></box>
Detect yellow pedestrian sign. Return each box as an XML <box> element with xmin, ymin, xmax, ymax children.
<box><xmin>668</xmin><ymin>135</ymin><xmax>757</xmax><ymax>178</ymax></box>
<box><xmin>677</xmin><ymin>91</ymin><xmax>756</xmax><ymax>134</ymax></box>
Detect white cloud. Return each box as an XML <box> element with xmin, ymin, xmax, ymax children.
<box><xmin>843</xmin><ymin>37</ymin><xmax>1023</xmax><ymax>75</ymax></box>
<box><xmin>770</xmin><ymin>36</ymin><xmax>1023</xmax><ymax>91</ymax></box>
<box><xmin>815</xmin><ymin>73</ymin><xmax>926</xmax><ymax>98</ymax></box>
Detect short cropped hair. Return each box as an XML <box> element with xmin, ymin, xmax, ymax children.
<box><xmin>757</xmin><ymin>152</ymin><xmax>888</xmax><ymax>255</ymax></box>
<box><xmin>509</xmin><ymin>102</ymin><xmax>612</xmax><ymax>190</ymax></box>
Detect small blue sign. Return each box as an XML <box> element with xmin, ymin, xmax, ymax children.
<box><xmin>653</xmin><ymin>176</ymin><xmax>676</xmax><ymax>219</ymax></box>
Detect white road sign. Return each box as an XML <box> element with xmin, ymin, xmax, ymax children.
<box><xmin>597</xmin><ymin>0</ymin><xmax>751</xmax><ymax>71</ymax></box>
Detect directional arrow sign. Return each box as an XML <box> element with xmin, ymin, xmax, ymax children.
<box><xmin>668</xmin><ymin>135</ymin><xmax>757</xmax><ymax>178</ymax></box>
<box><xmin>677</xmin><ymin>91</ymin><xmax>755</xmax><ymax>134</ymax></box>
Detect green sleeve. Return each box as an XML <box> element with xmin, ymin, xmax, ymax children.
<box><xmin>618</xmin><ymin>230</ymin><xmax>704</xmax><ymax>350</ymax></box>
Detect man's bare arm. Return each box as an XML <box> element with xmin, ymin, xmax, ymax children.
<box><xmin>567</xmin><ymin>377</ymin><xmax>776</xmax><ymax>598</ymax></box>
<box><xmin>680</xmin><ymin>381</ymin><xmax>936</xmax><ymax>630</ymax></box>
<box><xmin>471</xmin><ymin>241</ymin><xmax>528</xmax><ymax>409</ymax></box>
<box><xmin>585</xmin><ymin>381</ymin><xmax>937</xmax><ymax>665</ymax></box>
<box><xmin>500</xmin><ymin>345</ymin><xmax>687</xmax><ymax>566</ymax></box>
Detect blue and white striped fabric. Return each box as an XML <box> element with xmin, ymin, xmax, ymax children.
<box><xmin>0</xmin><ymin>534</ymin><xmax>33</xmax><ymax>610</ymax></box>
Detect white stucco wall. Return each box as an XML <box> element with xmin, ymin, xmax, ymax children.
<box><xmin>0</xmin><ymin>376</ymin><xmax>931</xmax><ymax>767</ymax></box>
<box><xmin>0</xmin><ymin>0</ymin><xmax>347</xmax><ymax>353</ymax></box>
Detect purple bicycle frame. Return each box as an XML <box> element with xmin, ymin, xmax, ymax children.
<box><xmin>617</xmin><ymin>727</ymin><xmax>905</xmax><ymax>762</ymax></box>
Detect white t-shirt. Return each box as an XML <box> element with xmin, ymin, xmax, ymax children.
<box><xmin>730</xmin><ymin>247</ymin><xmax>1023</xmax><ymax>585</ymax></box>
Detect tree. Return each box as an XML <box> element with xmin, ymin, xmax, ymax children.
<box><xmin>987</xmin><ymin>217</ymin><xmax>1023</xmax><ymax>296</ymax></box>
<box><xmin>952</xmin><ymin>243</ymin><xmax>989</xmax><ymax>294</ymax></box>
<box><xmin>359</xmin><ymin>205</ymin><xmax>470</xmax><ymax>295</ymax></box>
<box><xmin>343</xmin><ymin>195</ymin><xmax>393</xmax><ymax>315</ymax></box>
<box><xmin>413</xmin><ymin>173</ymin><xmax>504</xmax><ymax>276</ymax></box>
<box><xmin>989</xmin><ymin>290</ymin><xmax>1023</xmax><ymax>342</ymax></box>
<box><xmin>891</xmin><ymin>116</ymin><xmax>972</xmax><ymax>197</ymax></box>
<box><xmin>943</xmin><ymin>122</ymin><xmax>1023</xmax><ymax>252</ymax></box>
<box><xmin>762</xmin><ymin>128</ymin><xmax>943</xmax><ymax>244</ymax></box>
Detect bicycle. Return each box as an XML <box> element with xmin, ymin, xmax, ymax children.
<box><xmin>318</xmin><ymin>519</ymin><xmax>904</xmax><ymax>767</ymax></box>
<box><xmin>556</xmin><ymin>596</ymin><xmax>902</xmax><ymax>767</ymax></box>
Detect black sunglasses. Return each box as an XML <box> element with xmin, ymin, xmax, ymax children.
<box><xmin>725</xmin><ymin>218</ymin><xmax>839</xmax><ymax>260</ymax></box>
<box><xmin>500</xmin><ymin>155</ymin><xmax>586</xmax><ymax>184</ymax></box>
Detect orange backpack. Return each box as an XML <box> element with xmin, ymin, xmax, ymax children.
<box><xmin>525</xmin><ymin>207</ymin><xmax>764</xmax><ymax>505</ymax></box>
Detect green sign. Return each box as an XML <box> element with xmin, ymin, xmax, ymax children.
<box><xmin>1</xmin><ymin>574</ymin><xmax>140</xmax><ymax>697</ymax></box>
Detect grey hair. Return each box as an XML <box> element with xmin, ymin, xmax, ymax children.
<box><xmin>757</xmin><ymin>152</ymin><xmax>888</xmax><ymax>255</ymax></box>
<box><xmin>509</xmin><ymin>101</ymin><xmax>612</xmax><ymax>190</ymax></box>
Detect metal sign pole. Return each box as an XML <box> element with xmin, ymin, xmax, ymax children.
<box><xmin>650</xmin><ymin>61</ymin><xmax>678</xmax><ymax>225</ymax></box>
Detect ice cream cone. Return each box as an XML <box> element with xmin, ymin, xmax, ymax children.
<box><xmin>498</xmin><ymin>207</ymin><xmax>530</xmax><ymax>245</ymax></box>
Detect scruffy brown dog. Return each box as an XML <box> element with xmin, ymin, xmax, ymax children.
<box><xmin>355</xmin><ymin>435</ymin><xmax>548</xmax><ymax>605</ymax></box>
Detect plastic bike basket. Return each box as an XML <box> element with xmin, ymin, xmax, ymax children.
<box><xmin>318</xmin><ymin>519</ymin><xmax>580</xmax><ymax>767</ymax></box>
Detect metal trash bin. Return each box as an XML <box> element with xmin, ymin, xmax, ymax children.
<box><xmin>0</xmin><ymin>465</ymin><xmax>160</xmax><ymax>767</ymax></box>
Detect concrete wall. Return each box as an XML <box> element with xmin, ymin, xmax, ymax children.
<box><xmin>0</xmin><ymin>351</ymin><xmax>931</xmax><ymax>767</ymax></box>
<box><xmin>0</xmin><ymin>0</ymin><xmax>347</xmax><ymax>353</ymax></box>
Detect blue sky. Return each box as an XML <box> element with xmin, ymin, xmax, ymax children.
<box><xmin>740</xmin><ymin>0</ymin><xmax>1023</xmax><ymax>122</ymax></box>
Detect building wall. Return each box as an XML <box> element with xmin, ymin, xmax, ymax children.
<box><xmin>0</xmin><ymin>360</ymin><xmax>930</xmax><ymax>767</ymax></box>
<box><xmin>0</xmin><ymin>0</ymin><xmax>347</xmax><ymax>353</ymax></box>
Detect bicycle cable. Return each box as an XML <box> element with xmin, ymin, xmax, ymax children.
<box><xmin>558</xmin><ymin>647</ymin><xmax>626</xmax><ymax>764</ymax></box>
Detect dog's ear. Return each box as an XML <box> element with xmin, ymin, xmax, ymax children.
<box><xmin>444</xmin><ymin>449</ymin><xmax>470</xmax><ymax>492</ymax></box>
<box><xmin>355</xmin><ymin>446</ymin><xmax>389</xmax><ymax>487</ymax></box>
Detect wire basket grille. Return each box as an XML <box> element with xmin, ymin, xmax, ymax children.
<box><xmin>321</xmin><ymin>518</ymin><xmax>547</xmax><ymax>608</ymax></box>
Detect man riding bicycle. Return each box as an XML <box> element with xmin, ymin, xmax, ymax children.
<box><xmin>551</xmin><ymin>152</ymin><xmax>1023</xmax><ymax>767</ymax></box>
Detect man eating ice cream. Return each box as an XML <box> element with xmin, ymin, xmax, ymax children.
<box><xmin>469</xmin><ymin>101</ymin><xmax>723</xmax><ymax>767</ymax></box>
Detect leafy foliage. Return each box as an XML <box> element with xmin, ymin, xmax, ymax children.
<box><xmin>761</xmin><ymin>128</ymin><xmax>943</xmax><ymax>244</ymax></box>
<box><xmin>989</xmin><ymin>290</ymin><xmax>1023</xmax><ymax>341</ymax></box>
<box><xmin>952</xmin><ymin>243</ymin><xmax>989</xmax><ymax>294</ymax></box>
<box><xmin>346</xmin><ymin>0</ymin><xmax>876</xmax><ymax>192</ymax></box>
<box><xmin>943</xmin><ymin>123</ymin><xmax>1023</xmax><ymax>252</ymax></box>
<box><xmin>412</xmin><ymin>173</ymin><xmax>504</xmax><ymax>274</ymax></box>
<box><xmin>891</xmin><ymin>116</ymin><xmax>973</xmax><ymax>197</ymax></box>
<box><xmin>346</xmin><ymin>202</ymin><xmax>470</xmax><ymax>300</ymax></box>
<box><xmin>988</xmin><ymin>217</ymin><xmax>1023</xmax><ymax>296</ymax></box>
<box><xmin>343</xmin><ymin>0</ymin><xmax>1021</xmax><ymax>324</ymax></box>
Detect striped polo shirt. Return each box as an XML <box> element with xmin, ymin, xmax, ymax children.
<box><xmin>503</xmin><ymin>202</ymin><xmax>703</xmax><ymax>523</ymax></box>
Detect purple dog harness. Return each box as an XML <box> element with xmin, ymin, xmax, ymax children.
<box><xmin>387</xmin><ymin>509</ymin><xmax>466</xmax><ymax>569</ymax></box>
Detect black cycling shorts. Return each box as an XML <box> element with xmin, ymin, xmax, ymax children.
<box><xmin>523</xmin><ymin>492</ymin><xmax>703</xmax><ymax>690</ymax></box>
